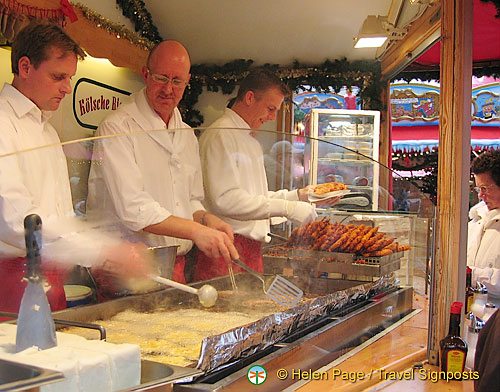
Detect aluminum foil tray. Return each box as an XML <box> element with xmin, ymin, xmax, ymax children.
<box><xmin>197</xmin><ymin>274</ymin><xmax>398</xmax><ymax>372</ymax></box>
<box><xmin>263</xmin><ymin>246</ymin><xmax>404</xmax><ymax>277</ymax></box>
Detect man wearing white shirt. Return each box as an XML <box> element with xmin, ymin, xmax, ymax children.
<box><xmin>194</xmin><ymin>69</ymin><xmax>319</xmax><ymax>281</ymax></box>
<box><xmin>87</xmin><ymin>40</ymin><xmax>238</xmax><ymax>283</ymax></box>
<box><xmin>0</xmin><ymin>22</ymin><xmax>152</xmax><ymax>318</ymax></box>
<box><xmin>467</xmin><ymin>149</ymin><xmax>500</xmax><ymax>307</ymax></box>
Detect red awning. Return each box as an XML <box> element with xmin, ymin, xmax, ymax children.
<box><xmin>414</xmin><ymin>0</ymin><xmax>500</xmax><ymax>66</ymax></box>
<box><xmin>392</xmin><ymin>125</ymin><xmax>500</xmax><ymax>140</ymax></box>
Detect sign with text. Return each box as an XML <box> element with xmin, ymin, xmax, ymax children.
<box><xmin>73</xmin><ymin>78</ymin><xmax>131</xmax><ymax>130</ymax></box>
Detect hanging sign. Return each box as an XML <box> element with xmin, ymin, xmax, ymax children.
<box><xmin>73</xmin><ymin>78</ymin><xmax>131</xmax><ymax>130</ymax></box>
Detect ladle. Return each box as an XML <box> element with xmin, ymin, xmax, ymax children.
<box><xmin>149</xmin><ymin>275</ymin><xmax>218</xmax><ymax>307</ymax></box>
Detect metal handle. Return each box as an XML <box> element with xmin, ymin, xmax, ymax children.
<box><xmin>231</xmin><ymin>259</ymin><xmax>265</xmax><ymax>284</ymax></box>
<box><xmin>0</xmin><ymin>312</ymin><xmax>106</xmax><ymax>341</ymax></box>
<box><xmin>267</xmin><ymin>233</ymin><xmax>288</xmax><ymax>242</ymax></box>
<box><xmin>149</xmin><ymin>275</ymin><xmax>198</xmax><ymax>295</ymax></box>
<box><xmin>24</xmin><ymin>214</ymin><xmax>43</xmax><ymax>281</ymax></box>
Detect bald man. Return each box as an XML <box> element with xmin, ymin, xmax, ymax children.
<box><xmin>87</xmin><ymin>41</ymin><xmax>238</xmax><ymax>283</ymax></box>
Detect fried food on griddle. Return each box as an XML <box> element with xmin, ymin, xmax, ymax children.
<box><xmin>286</xmin><ymin>217</ymin><xmax>410</xmax><ymax>256</ymax></box>
<box><xmin>313</xmin><ymin>182</ymin><xmax>348</xmax><ymax>195</ymax></box>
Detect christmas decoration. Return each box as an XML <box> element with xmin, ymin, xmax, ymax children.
<box><xmin>115</xmin><ymin>0</ymin><xmax>161</xmax><ymax>43</ymax></box>
<box><xmin>181</xmin><ymin>58</ymin><xmax>383</xmax><ymax>126</ymax></box>
<box><xmin>73</xmin><ymin>2</ymin><xmax>155</xmax><ymax>51</ymax></box>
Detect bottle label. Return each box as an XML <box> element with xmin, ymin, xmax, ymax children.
<box><xmin>446</xmin><ymin>350</ymin><xmax>466</xmax><ymax>373</ymax></box>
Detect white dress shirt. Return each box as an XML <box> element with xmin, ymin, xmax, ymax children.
<box><xmin>199</xmin><ymin>108</ymin><xmax>298</xmax><ymax>242</ymax></box>
<box><xmin>87</xmin><ymin>88</ymin><xmax>204</xmax><ymax>254</ymax></box>
<box><xmin>0</xmin><ymin>83</ymin><xmax>104</xmax><ymax>266</ymax></box>
<box><xmin>467</xmin><ymin>201</ymin><xmax>500</xmax><ymax>306</ymax></box>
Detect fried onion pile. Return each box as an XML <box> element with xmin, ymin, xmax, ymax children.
<box><xmin>313</xmin><ymin>182</ymin><xmax>348</xmax><ymax>195</ymax></box>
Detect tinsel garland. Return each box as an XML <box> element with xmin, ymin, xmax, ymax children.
<box><xmin>71</xmin><ymin>3</ymin><xmax>384</xmax><ymax>126</ymax></box>
<box><xmin>115</xmin><ymin>0</ymin><xmax>161</xmax><ymax>43</ymax></box>
<box><xmin>73</xmin><ymin>2</ymin><xmax>155</xmax><ymax>51</ymax></box>
<box><xmin>182</xmin><ymin>58</ymin><xmax>383</xmax><ymax>126</ymax></box>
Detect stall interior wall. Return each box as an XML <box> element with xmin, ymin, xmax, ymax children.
<box><xmin>0</xmin><ymin>47</ymin><xmax>281</xmax><ymax>215</ymax></box>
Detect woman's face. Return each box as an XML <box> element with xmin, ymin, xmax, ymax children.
<box><xmin>474</xmin><ymin>172</ymin><xmax>500</xmax><ymax>210</ymax></box>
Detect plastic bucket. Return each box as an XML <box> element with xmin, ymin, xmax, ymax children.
<box><xmin>64</xmin><ymin>285</ymin><xmax>92</xmax><ymax>307</ymax></box>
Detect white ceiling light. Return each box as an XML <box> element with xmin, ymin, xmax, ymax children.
<box><xmin>353</xmin><ymin>15</ymin><xmax>406</xmax><ymax>49</ymax></box>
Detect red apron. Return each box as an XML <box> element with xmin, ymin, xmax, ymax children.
<box><xmin>173</xmin><ymin>255</ymin><xmax>186</xmax><ymax>284</ymax></box>
<box><xmin>193</xmin><ymin>234</ymin><xmax>263</xmax><ymax>281</ymax></box>
<box><xmin>0</xmin><ymin>258</ymin><xmax>66</xmax><ymax>322</ymax></box>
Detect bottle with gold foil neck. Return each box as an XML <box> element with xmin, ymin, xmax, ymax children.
<box><xmin>465</xmin><ymin>267</ymin><xmax>473</xmax><ymax>314</ymax></box>
<box><xmin>440</xmin><ymin>302</ymin><xmax>468</xmax><ymax>376</ymax></box>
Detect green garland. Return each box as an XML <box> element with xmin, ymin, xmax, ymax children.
<box><xmin>112</xmin><ymin>0</ymin><xmax>497</xmax><ymax>125</ymax></box>
<box><xmin>115</xmin><ymin>0</ymin><xmax>162</xmax><ymax>43</ymax></box>
<box><xmin>181</xmin><ymin>58</ymin><xmax>383</xmax><ymax>127</ymax></box>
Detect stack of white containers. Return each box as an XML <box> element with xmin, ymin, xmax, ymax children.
<box><xmin>0</xmin><ymin>324</ymin><xmax>141</xmax><ymax>392</ymax></box>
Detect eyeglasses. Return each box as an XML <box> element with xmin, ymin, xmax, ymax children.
<box><xmin>474</xmin><ymin>184</ymin><xmax>496</xmax><ymax>194</ymax></box>
<box><xmin>147</xmin><ymin>69</ymin><xmax>189</xmax><ymax>88</ymax></box>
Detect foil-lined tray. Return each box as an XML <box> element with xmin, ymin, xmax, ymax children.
<box><xmin>197</xmin><ymin>274</ymin><xmax>398</xmax><ymax>372</ymax></box>
<box><xmin>262</xmin><ymin>246</ymin><xmax>403</xmax><ymax>277</ymax></box>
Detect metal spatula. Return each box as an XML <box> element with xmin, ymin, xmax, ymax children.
<box><xmin>16</xmin><ymin>214</ymin><xmax>57</xmax><ymax>352</ymax></box>
<box><xmin>231</xmin><ymin>259</ymin><xmax>303</xmax><ymax>308</ymax></box>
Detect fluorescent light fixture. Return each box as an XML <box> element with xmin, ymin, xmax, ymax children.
<box><xmin>353</xmin><ymin>15</ymin><xmax>389</xmax><ymax>48</ymax></box>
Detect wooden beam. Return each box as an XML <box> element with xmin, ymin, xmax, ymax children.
<box><xmin>428</xmin><ymin>0</ymin><xmax>472</xmax><ymax>366</ymax></box>
<box><xmin>16</xmin><ymin>0</ymin><xmax>148</xmax><ymax>77</ymax></box>
<box><xmin>65</xmin><ymin>7</ymin><xmax>148</xmax><ymax>77</ymax></box>
<box><xmin>378</xmin><ymin>80</ymin><xmax>391</xmax><ymax>210</ymax></box>
<box><xmin>380</xmin><ymin>3</ymin><xmax>441</xmax><ymax>80</ymax></box>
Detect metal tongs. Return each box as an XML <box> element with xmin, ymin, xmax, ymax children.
<box><xmin>231</xmin><ymin>259</ymin><xmax>303</xmax><ymax>308</ymax></box>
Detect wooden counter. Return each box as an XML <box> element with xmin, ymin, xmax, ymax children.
<box><xmin>292</xmin><ymin>292</ymin><xmax>474</xmax><ymax>392</ymax></box>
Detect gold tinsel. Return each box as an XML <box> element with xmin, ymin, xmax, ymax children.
<box><xmin>72</xmin><ymin>2</ymin><xmax>155</xmax><ymax>51</ymax></box>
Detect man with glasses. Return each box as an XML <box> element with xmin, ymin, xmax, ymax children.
<box><xmin>88</xmin><ymin>40</ymin><xmax>238</xmax><ymax>283</ymax></box>
<box><xmin>467</xmin><ymin>149</ymin><xmax>500</xmax><ymax>307</ymax></box>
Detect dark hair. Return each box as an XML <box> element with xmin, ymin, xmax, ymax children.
<box><xmin>235</xmin><ymin>68</ymin><xmax>291</xmax><ymax>103</ymax></box>
<box><xmin>471</xmin><ymin>149</ymin><xmax>500</xmax><ymax>186</ymax></box>
<box><xmin>11</xmin><ymin>21</ymin><xmax>85</xmax><ymax>75</ymax></box>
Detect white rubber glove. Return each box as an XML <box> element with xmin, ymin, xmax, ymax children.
<box><xmin>285</xmin><ymin>200</ymin><xmax>317</xmax><ymax>226</ymax></box>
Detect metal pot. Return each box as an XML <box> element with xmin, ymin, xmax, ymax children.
<box><xmin>92</xmin><ymin>245</ymin><xmax>179</xmax><ymax>298</ymax></box>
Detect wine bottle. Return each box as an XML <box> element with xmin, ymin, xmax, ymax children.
<box><xmin>440</xmin><ymin>302</ymin><xmax>468</xmax><ymax>376</ymax></box>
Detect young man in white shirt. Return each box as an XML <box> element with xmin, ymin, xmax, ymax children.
<box><xmin>87</xmin><ymin>41</ymin><xmax>239</xmax><ymax>283</ymax></box>
<box><xmin>0</xmin><ymin>22</ymin><xmax>152</xmax><ymax>318</ymax></box>
<box><xmin>195</xmin><ymin>69</ymin><xmax>330</xmax><ymax>281</ymax></box>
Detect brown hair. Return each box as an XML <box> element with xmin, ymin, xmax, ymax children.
<box><xmin>472</xmin><ymin>149</ymin><xmax>500</xmax><ymax>187</ymax></box>
<box><xmin>11</xmin><ymin>21</ymin><xmax>86</xmax><ymax>75</ymax></box>
<box><xmin>235</xmin><ymin>68</ymin><xmax>291</xmax><ymax>103</ymax></box>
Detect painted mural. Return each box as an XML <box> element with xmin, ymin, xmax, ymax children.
<box><xmin>390</xmin><ymin>78</ymin><xmax>500</xmax><ymax>126</ymax></box>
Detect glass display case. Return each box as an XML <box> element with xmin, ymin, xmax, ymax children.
<box><xmin>305</xmin><ymin>109</ymin><xmax>380</xmax><ymax>210</ymax></box>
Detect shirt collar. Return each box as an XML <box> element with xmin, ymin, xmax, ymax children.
<box><xmin>1</xmin><ymin>83</ymin><xmax>52</xmax><ymax>123</ymax></box>
<box><xmin>136</xmin><ymin>87</ymin><xmax>168</xmax><ymax>130</ymax></box>
<box><xmin>225</xmin><ymin>108</ymin><xmax>253</xmax><ymax>135</ymax></box>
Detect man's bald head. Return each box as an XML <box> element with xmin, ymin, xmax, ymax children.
<box><xmin>142</xmin><ymin>40</ymin><xmax>191</xmax><ymax>124</ymax></box>
<box><xmin>147</xmin><ymin>40</ymin><xmax>191</xmax><ymax>71</ymax></box>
